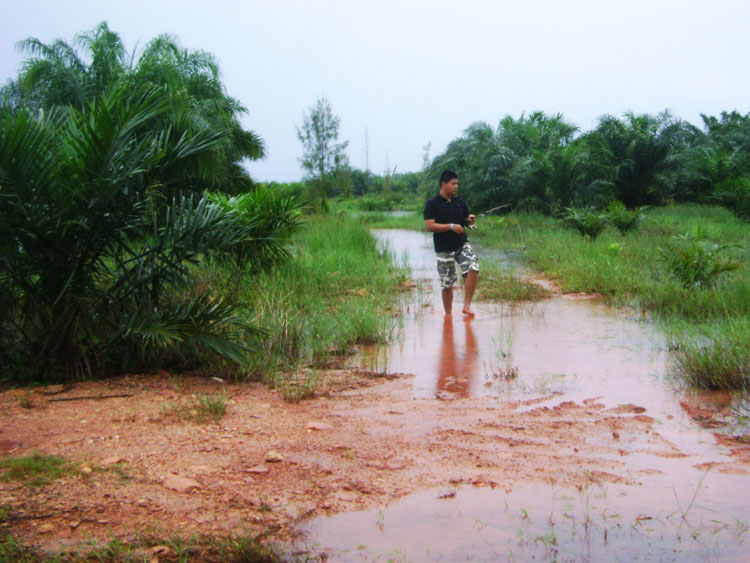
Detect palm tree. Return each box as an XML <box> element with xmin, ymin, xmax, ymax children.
<box><xmin>3</xmin><ymin>22</ymin><xmax>265</xmax><ymax>194</ymax></box>
<box><xmin>0</xmin><ymin>81</ymin><xmax>259</xmax><ymax>382</ymax></box>
<box><xmin>590</xmin><ymin>111</ymin><xmax>691</xmax><ymax>207</ymax></box>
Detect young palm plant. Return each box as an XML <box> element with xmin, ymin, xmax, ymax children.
<box><xmin>0</xmin><ymin>82</ymin><xmax>259</xmax><ymax>383</ymax></box>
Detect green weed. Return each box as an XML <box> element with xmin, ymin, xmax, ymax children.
<box><xmin>563</xmin><ymin>207</ymin><xmax>609</xmax><ymax>239</ymax></box>
<box><xmin>477</xmin><ymin>266</ymin><xmax>550</xmax><ymax>302</ymax></box>
<box><xmin>606</xmin><ymin>200</ymin><xmax>646</xmax><ymax>233</ymax></box>
<box><xmin>0</xmin><ymin>450</ymin><xmax>75</xmax><ymax>488</ymax></box>
<box><xmin>660</xmin><ymin>229</ymin><xmax>741</xmax><ymax>288</ymax></box>
<box><xmin>162</xmin><ymin>392</ymin><xmax>228</xmax><ymax>423</ymax></box>
<box><xmin>666</xmin><ymin>319</ymin><xmax>749</xmax><ymax>390</ymax></box>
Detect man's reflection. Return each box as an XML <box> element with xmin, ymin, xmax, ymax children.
<box><xmin>436</xmin><ymin>316</ymin><xmax>478</xmax><ymax>398</ymax></box>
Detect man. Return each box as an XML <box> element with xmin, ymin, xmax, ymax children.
<box><xmin>423</xmin><ymin>170</ymin><xmax>479</xmax><ymax>316</ymax></box>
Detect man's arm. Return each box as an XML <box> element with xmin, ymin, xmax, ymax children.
<box><xmin>425</xmin><ymin>219</ymin><xmax>466</xmax><ymax>234</ymax></box>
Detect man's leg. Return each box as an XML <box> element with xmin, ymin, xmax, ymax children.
<box><xmin>462</xmin><ymin>269</ymin><xmax>478</xmax><ymax>315</ymax></box>
<box><xmin>436</xmin><ymin>251</ymin><xmax>458</xmax><ymax>316</ymax></box>
<box><xmin>442</xmin><ymin>287</ymin><xmax>454</xmax><ymax>315</ymax></box>
<box><xmin>456</xmin><ymin>243</ymin><xmax>480</xmax><ymax>316</ymax></box>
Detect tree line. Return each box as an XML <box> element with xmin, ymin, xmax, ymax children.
<box><xmin>295</xmin><ymin>99</ymin><xmax>749</xmax><ymax>221</ymax></box>
<box><xmin>427</xmin><ymin>110</ymin><xmax>750</xmax><ymax>220</ymax></box>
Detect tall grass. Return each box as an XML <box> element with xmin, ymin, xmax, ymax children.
<box><xmin>472</xmin><ymin>205</ymin><xmax>749</xmax><ymax>390</ymax></box>
<box><xmin>220</xmin><ymin>215</ymin><xmax>409</xmax><ymax>387</ymax></box>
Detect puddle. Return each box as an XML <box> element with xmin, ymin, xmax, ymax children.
<box><xmin>303</xmin><ymin>478</ymin><xmax>750</xmax><ymax>561</ymax></box>
<box><xmin>300</xmin><ymin>229</ymin><xmax>750</xmax><ymax>560</ymax></box>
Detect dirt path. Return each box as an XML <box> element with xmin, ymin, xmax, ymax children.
<box><xmin>2</xmin><ymin>364</ymin><xmax>748</xmax><ymax>558</ymax></box>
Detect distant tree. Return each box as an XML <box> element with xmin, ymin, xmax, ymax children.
<box><xmin>296</xmin><ymin>96</ymin><xmax>349</xmax><ymax>210</ymax></box>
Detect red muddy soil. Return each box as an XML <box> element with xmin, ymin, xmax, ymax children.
<box><xmin>1</xmin><ymin>363</ymin><xmax>748</xmax><ymax>558</ymax></box>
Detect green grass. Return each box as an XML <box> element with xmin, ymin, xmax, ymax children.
<box><xmin>162</xmin><ymin>392</ymin><xmax>228</xmax><ymax>423</ymax></box>
<box><xmin>193</xmin><ymin>214</ymin><xmax>409</xmax><ymax>394</ymax></box>
<box><xmin>476</xmin><ymin>264</ymin><xmax>550</xmax><ymax>302</ymax></box>
<box><xmin>0</xmin><ymin>530</ymin><xmax>285</xmax><ymax>562</ymax></box>
<box><xmin>472</xmin><ymin>204</ymin><xmax>749</xmax><ymax>390</ymax></box>
<box><xmin>0</xmin><ymin>451</ymin><xmax>76</xmax><ymax>488</ymax></box>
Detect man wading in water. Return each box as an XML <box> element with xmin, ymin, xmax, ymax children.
<box><xmin>423</xmin><ymin>170</ymin><xmax>479</xmax><ymax>316</ymax></box>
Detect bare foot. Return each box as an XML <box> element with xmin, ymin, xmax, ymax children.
<box><xmin>462</xmin><ymin>308</ymin><xmax>475</xmax><ymax>316</ymax></box>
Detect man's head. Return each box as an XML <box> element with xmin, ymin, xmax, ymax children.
<box><xmin>439</xmin><ymin>170</ymin><xmax>459</xmax><ymax>198</ymax></box>
<box><xmin>439</xmin><ymin>170</ymin><xmax>458</xmax><ymax>186</ymax></box>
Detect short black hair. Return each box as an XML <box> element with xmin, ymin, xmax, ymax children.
<box><xmin>439</xmin><ymin>170</ymin><xmax>458</xmax><ymax>185</ymax></box>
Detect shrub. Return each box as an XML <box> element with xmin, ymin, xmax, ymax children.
<box><xmin>606</xmin><ymin>200</ymin><xmax>646</xmax><ymax>233</ymax></box>
<box><xmin>660</xmin><ymin>230</ymin><xmax>741</xmax><ymax>288</ymax></box>
<box><xmin>714</xmin><ymin>176</ymin><xmax>750</xmax><ymax>221</ymax></box>
<box><xmin>563</xmin><ymin>207</ymin><xmax>609</xmax><ymax>239</ymax></box>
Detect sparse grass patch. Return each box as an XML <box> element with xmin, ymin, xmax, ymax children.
<box><xmin>666</xmin><ymin>319</ymin><xmax>750</xmax><ymax>390</ymax></box>
<box><xmin>0</xmin><ymin>450</ymin><xmax>75</xmax><ymax>488</ymax></box>
<box><xmin>161</xmin><ymin>391</ymin><xmax>228</xmax><ymax>423</ymax></box>
<box><xmin>477</xmin><ymin>265</ymin><xmax>550</xmax><ymax>302</ymax></box>
<box><xmin>16</xmin><ymin>390</ymin><xmax>33</xmax><ymax>409</ymax></box>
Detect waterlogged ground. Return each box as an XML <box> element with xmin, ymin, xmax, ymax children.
<box><xmin>0</xmin><ymin>229</ymin><xmax>749</xmax><ymax>561</ymax></box>
<box><xmin>300</xmin><ymin>230</ymin><xmax>750</xmax><ymax>561</ymax></box>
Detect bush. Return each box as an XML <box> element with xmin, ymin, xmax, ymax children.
<box><xmin>714</xmin><ymin>176</ymin><xmax>750</xmax><ymax>221</ymax></box>
<box><xmin>606</xmin><ymin>200</ymin><xmax>646</xmax><ymax>233</ymax></box>
<box><xmin>660</xmin><ymin>230</ymin><xmax>741</xmax><ymax>288</ymax></box>
<box><xmin>563</xmin><ymin>207</ymin><xmax>609</xmax><ymax>239</ymax></box>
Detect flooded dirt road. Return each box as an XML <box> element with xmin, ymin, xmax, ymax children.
<box><xmin>301</xmin><ymin>229</ymin><xmax>750</xmax><ymax>561</ymax></box>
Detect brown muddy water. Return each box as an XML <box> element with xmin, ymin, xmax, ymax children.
<box><xmin>300</xmin><ymin>229</ymin><xmax>750</xmax><ymax>561</ymax></box>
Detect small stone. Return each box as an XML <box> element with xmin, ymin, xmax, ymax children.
<box><xmin>246</xmin><ymin>465</ymin><xmax>269</xmax><ymax>474</ymax></box>
<box><xmin>305</xmin><ymin>422</ymin><xmax>334</xmax><ymax>431</ymax></box>
<box><xmin>80</xmin><ymin>465</ymin><xmax>93</xmax><ymax>474</ymax></box>
<box><xmin>101</xmin><ymin>456</ymin><xmax>123</xmax><ymax>465</ymax></box>
<box><xmin>162</xmin><ymin>474</ymin><xmax>202</xmax><ymax>493</ymax></box>
<box><xmin>612</xmin><ymin>431</ymin><xmax>620</xmax><ymax>440</ymax></box>
<box><xmin>265</xmin><ymin>451</ymin><xmax>284</xmax><ymax>463</ymax></box>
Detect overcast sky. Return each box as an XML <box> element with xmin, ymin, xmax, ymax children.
<box><xmin>2</xmin><ymin>0</ymin><xmax>749</xmax><ymax>182</ymax></box>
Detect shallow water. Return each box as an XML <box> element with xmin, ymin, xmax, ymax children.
<box><xmin>301</xmin><ymin>229</ymin><xmax>750</xmax><ymax>560</ymax></box>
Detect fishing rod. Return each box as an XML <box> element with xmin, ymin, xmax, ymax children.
<box><xmin>467</xmin><ymin>203</ymin><xmax>528</xmax><ymax>252</ymax></box>
<box><xmin>467</xmin><ymin>204</ymin><xmax>510</xmax><ymax>229</ymax></box>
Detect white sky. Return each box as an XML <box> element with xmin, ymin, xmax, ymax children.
<box><xmin>2</xmin><ymin>0</ymin><xmax>749</xmax><ymax>182</ymax></box>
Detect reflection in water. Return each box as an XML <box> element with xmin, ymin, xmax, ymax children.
<box><xmin>436</xmin><ymin>316</ymin><xmax>478</xmax><ymax>399</ymax></box>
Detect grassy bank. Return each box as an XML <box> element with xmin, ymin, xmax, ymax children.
<box><xmin>201</xmin><ymin>214</ymin><xmax>409</xmax><ymax>398</ymax></box>
<box><xmin>470</xmin><ymin>204</ymin><xmax>749</xmax><ymax>390</ymax></box>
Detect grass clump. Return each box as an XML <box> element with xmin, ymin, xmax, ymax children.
<box><xmin>0</xmin><ymin>450</ymin><xmax>75</xmax><ymax>488</ymax></box>
<box><xmin>477</xmin><ymin>265</ymin><xmax>550</xmax><ymax>302</ymax></box>
<box><xmin>162</xmin><ymin>392</ymin><xmax>228</xmax><ymax>423</ymax></box>
<box><xmin>660</xmin><ymin>229</ymin><xmax>741</xmax><ymax>288</ymax></box>
<box><xmin>667</xmin><ymin>319</ymin><xmax>750</xmax><ymax>390</ymax></box>
<box><xmin>563</xmin><ymin>207</ymin><xmax>609</xmax><ymax>239</ymax></box>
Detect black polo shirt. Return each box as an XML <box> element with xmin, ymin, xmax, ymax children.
<box><xmin>423</xmin><ymin>194</ymin><xmax>470</xmax><ymax>252</ymax></box>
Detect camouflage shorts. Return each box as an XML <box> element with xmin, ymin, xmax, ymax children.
<box><xmin>436</xmin><ymin>243</ymin><xmax>479</xmax><ymax>289</ymax></box>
